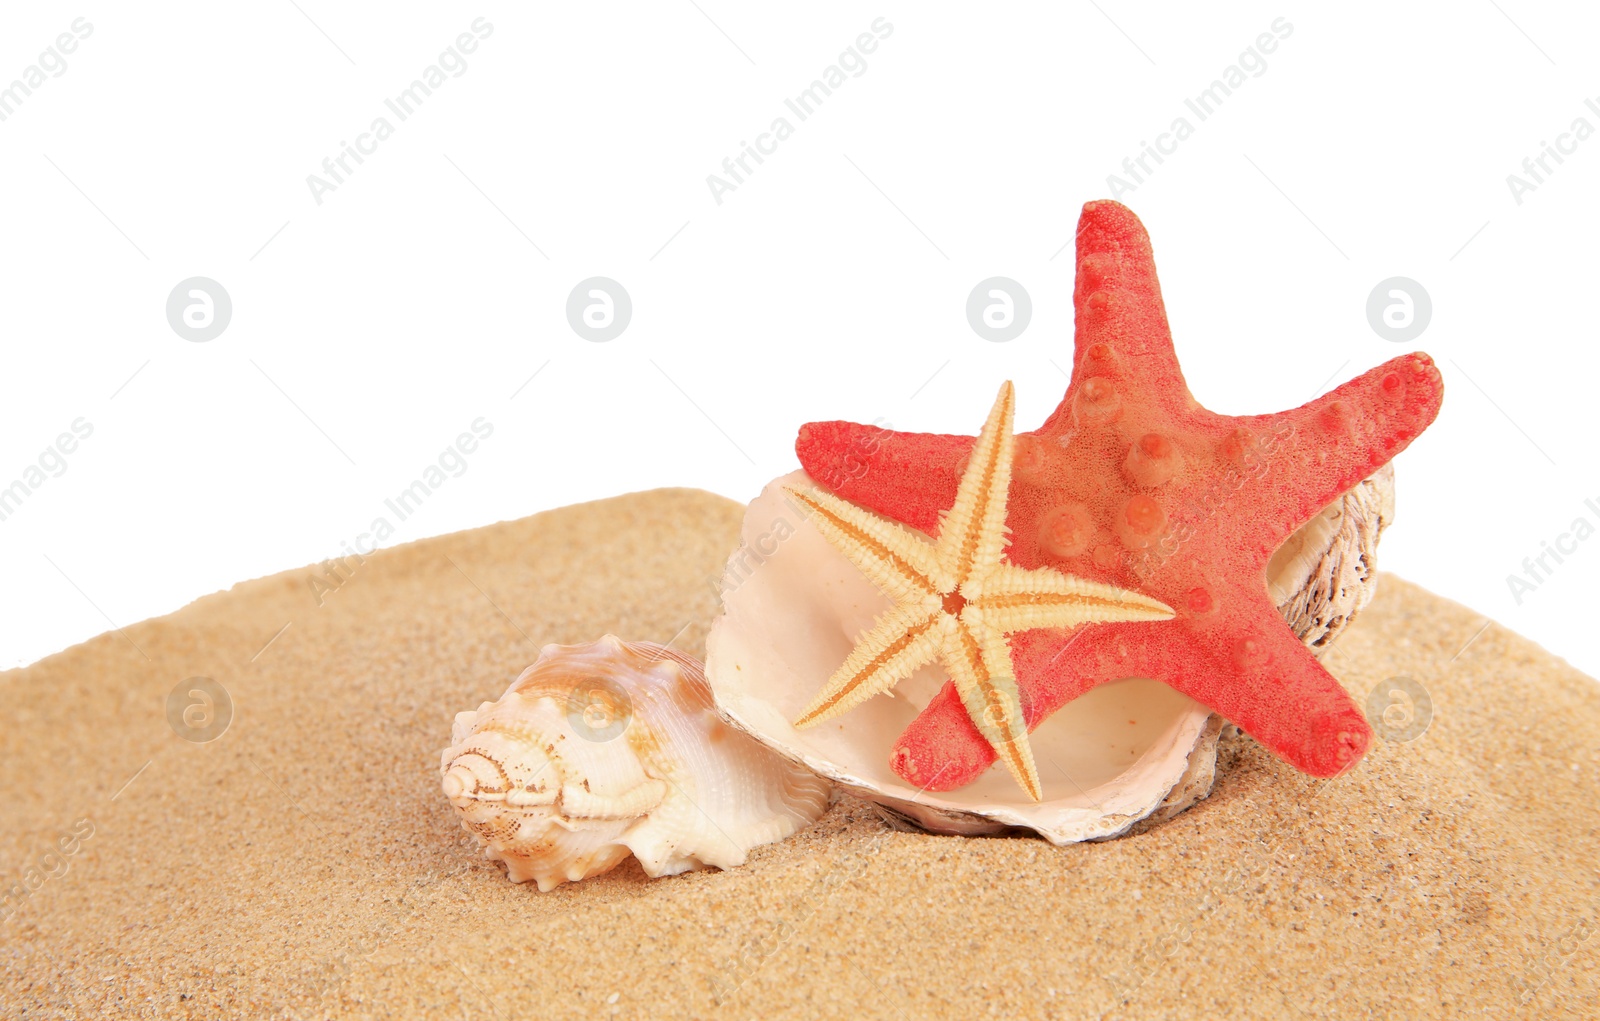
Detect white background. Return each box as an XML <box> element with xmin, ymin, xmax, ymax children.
<box><xmin>1</xmin><ymin>3</ymin><xmax>1595</xmax><ymax>680</ymax></box>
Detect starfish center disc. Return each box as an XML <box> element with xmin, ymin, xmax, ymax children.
<box><xmin>941</xmin><ymin>589</ymin><xmax>967</xmax><ymax>616</ymax></box>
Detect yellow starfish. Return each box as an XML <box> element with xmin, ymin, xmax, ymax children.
<box><xmin>787</xmin><ymin>381</ymin><xmax>1174</xmax><ymax>800</ymax></box>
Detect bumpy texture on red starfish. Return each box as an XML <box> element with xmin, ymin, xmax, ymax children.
<box><xmin>796</xmin><ymin>200</ymin><xmax>1444</xmax><ymax>790</ymax></box>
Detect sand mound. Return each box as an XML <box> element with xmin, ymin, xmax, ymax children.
<box><xmin>2</xmin><ymin>488</ymin><xmax>1596</xmax><ymax>1019</ymax></box>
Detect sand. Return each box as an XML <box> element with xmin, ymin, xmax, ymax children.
<box><xmin>1</xmin><ymin>487</ymin><xmax>1596</xmax><ymax>1020</ymax></box>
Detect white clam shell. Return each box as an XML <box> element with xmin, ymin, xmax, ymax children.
<box><xmin>441</xmin><ymin>637</ymin><xmax>831</xmax><ymax>890</ymax></box>
<box><xmin>706</xmin><ymin>469</ymin><xmax>1392</xmax><ymax>845</ymax></box>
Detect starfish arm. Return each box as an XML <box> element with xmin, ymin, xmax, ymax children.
<box><xmin>969</xmin><ymin>562</ymin><xmax>1173</xmax><ymax>633</ymax></box>
<box><xmin>934</xmin><ymin>382</ymin><xmax>1015</xmax><ymax>586</ymax></box>
<box><xmin>1231</xmin><ymin>352</ymin><xmax>1444</xmax><ymax>549</ymax></box>
<box><xmin>1040</xmin><ymin>200</ymin><xmax>1193</xmax><ymax>435</ymax></box>
<box><xmin>1167</xmin><ymin>604</ymin><xmax>1373</xmax><ymax>778</ymax></box>
<box><xmin>794</xmin><ymin>604</ymin><xmax>942</xmax><ymax>727</ymax></box>
<box><xmin>888</xmin><ymin>681</ymin><xmax>991</xmax><ymax>794</ymax></box>
<box><xmin>785</xmin><ymin>486</ymin><xmax>944</xmax><ymax>603</ymax></box>
<box><xmin>795</xmin><ymin>421</ymin><xmax>969</xmax><ymax>537</ymax></box>
<box><xmin>937</xmin><ymin>615</ymin><xmax>1042</xmax><ymax>800</ymax></box>
<box><xmin>892</xmin><ymin>605</ymin><xmax>1373</xmax><ymax>790</ymax></box>
<box><xmin>891</xmin><ymin>624</ymin><xmax>1136</xmax><ymax>792</ymax></box>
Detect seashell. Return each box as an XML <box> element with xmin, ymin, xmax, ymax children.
<box><xmin>440</xmin><ymin>636</ymin><xmax>831</xmax><ymax>890</ymax></box>
<box><xmin>705</xmin><ymin>467</ymin><xmax>1394</xmax><ymax>844</ymax></box>
<box><xmin>1268</xmin><ymin>462</ymin><xmax>1393</xmax><ymax>651</ymax></box>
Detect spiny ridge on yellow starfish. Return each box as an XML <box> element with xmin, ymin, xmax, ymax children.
<box><xmin>786</xmin><ymin>381</ymin><xmax>1174</xmax><ymax>800</ymax></box>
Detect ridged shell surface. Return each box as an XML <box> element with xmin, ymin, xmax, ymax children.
<box><xmin>441</xmin><ymin>636</ymin><xmax>831</xmax><ymax>890</ymax></box>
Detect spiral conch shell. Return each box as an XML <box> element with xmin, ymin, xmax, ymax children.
<box><xmin>440</xmin><ymin>636</ymin><xmax>830</xmax><ymax>891</ymax></box>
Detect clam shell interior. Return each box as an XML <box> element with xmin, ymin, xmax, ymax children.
<box><xmin>708</xmin><ymin>471</ymin><xmax>1215</xmax><ymax>843</ymax></box>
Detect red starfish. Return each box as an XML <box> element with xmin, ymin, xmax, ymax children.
<box><xmin>796</xmin><ymin>200</ymin><xmax>1443</xmax><ymax>790</ymax></box>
